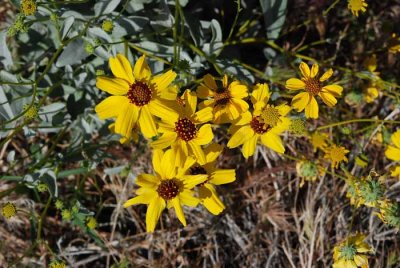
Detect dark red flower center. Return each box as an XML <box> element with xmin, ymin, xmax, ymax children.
<box><xmin>175</xmin><ymin>117</ymin><xmax>197</xmax><ymax>141</ymax></box>
<box><xmin>127</xmin><ymin>81</ymin><xmax>152</xmax><ymax>106</ymax></box>
<box><xmin>214</xmin><ymin>88</ymin><xmax>231</xmax><ymax>106</ymax></box>
<box><xmin>304</xmin><ymin>78</ymin><xmax>322</xmax><ymax>96</ymax></box>
<box><xmin>157</xmin><ymin>179</ymin><xmax>180</xmax><ymax>200</ymax></box>
<box><xmin>250</xmin><ymin>116</ymin><xmax>270</xmax><ymax>134</ymax></box>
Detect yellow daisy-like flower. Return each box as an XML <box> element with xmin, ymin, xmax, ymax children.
<box><xmin>310</xmin><ymin>132</ymin><xmax>329</xmax><ymax>152</ymax></box>
<box><xmin>348</xmin><ymin>0</ymin><xmax>368</xmax><ymax>17</ymax></box>
<box><xmin>2</xmin><ymin>202</ymin><xmax>17</xmax><ymax>219</ymax></box>
<box><xmin>21</xmin><ymin>0</ymin><xmax>37</xmax><ymax>16</ymax></box>
<box><xmin>333</xmin><ymin>233</ymin><xmax>372</xmax><ymax>268</ymax></box>
<box><xmin>95</xmin><ymin>54</ymin><xmax>177</xmax><ymax>139</ymax></box>
<box><xmin>227</xmin><ymin>83</ymin><xmax>291</xmax><ymax>158</ymax></box>
<box><xmin>123</xmin><ymin>149</ymin><xmax>207</xmax><ymax>232</ymax></box>
<box><xmin>385</xmin><ymin>130</ymin><xmax>400</xmax><ymax>162</ymax></box>
<box><xmin>180</xmin><ymin>143</ymin><xmax>236</xmax><ymax>215</ymax></box>
<box><xmin>102</xmin><ymin>19</ymin><xmax>114</xmax><ymax>33</ymax></box>
<box><xmin>363</xmin><ymin>86</ymin><xmax>379</xmax><ymax>103</ymax></box>
<box><xmin>197</xmin><ymin>74</ymin><xmax>249</xmax><ymax>124</ymax></box>
<box><xmin>286</xmin><ymin>62</ymin><xmax>343</xmax><ymax>119</ymax></box>
<box><xmin>324</xmin><ymin>144</ymin><xmax>349</xmax><ymax>169</ymax></box>
<box><xmin>151</xmin><ymin>90</ymin><xmax>214</xmax><ymax>167</ymax></box>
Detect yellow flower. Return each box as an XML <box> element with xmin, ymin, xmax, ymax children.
<box><xmin>286</xmin><ymin>62</ymin><xmax>343</xmax><ymax>119</ymax></box>
<box><xmin>86</xmin><ymin>216</ymin><xmax>97</xmax><ymax>229</ymax></box>
<box><xmin>385</xmin><ymin>130</ymin><xmax>400</xmax><ymax>161</ymax></box>
<box><xmin>23</xmin><ymin>104</ymin><xmax>38</xmax><ymax>119</ymax></box>
<box><xmin>108</xmin><ymin>122</ymin><xmax>139</xmax><ymax>144</ymax></box>
<box><xmin>197</xmin><ymin>74</ymin><xmax>249</xmax><ymax>124</ymax></box>
<box><xmin>151</xmin><ymin>90</ymin><xmax>214</xmax><ymax>167</ymax></box>
<box><xmin>296</xmin><ymin>161</ymin><xmax>319</xmax><ymax>187</ymax></box>
<box><xmin>123</xmin><ymin>149</ymin><xmax>207</xmax><ymax>232</ymax></box>
<box><xmin>310</xmin><ymin>132</ymin><xmax>328</xmax><ymax>152</ymax></box>
<box><xmin>333</xmin><ymin>233</ymin><xmax>372</xmax><ymax>268</ymax></box>
<box><xmin>363</xmin><ymin>86</ymin><xmax>379</xmax><ymax>103</ymax></box>
<box><xmin>324</xmin><ymin>144</ymin><xmax>349</xmax><ymax>169</ymax></box>
<box><xmin>21</xmin><ymin>0</ymin><xmax>36</xmax><ymax>16</ymax></box>
<box><xmin>289</xmin><ymin>118</ymin><xmax>306</xmax><ymax>135</ymax></box>
<box><xmin>102</xmin><ymin>19</ymin><xmax>114</xmax><ymax>33</ymax></box>
<box><xmin>49</xmin><ymin>261</ymin><xmax>66</xmax><ymax>268</ymax></box>
<box><xmin>2</xmin><ymin>202</ymin><xmax>17</xmax><ymax>219</ymax></box>
<box><xmin>95</xmin><ymin>54</ymin><xmax>177</xmax><ymax>139</ymax></box>
<box><xmin>180</xmin><ymin>143</ymin><xmax>235</xmax><ymax>215</ymax></box>
<box><xmin>348</xmin><ymin>0</ymin><xmax>368</xmax><ymax>17</ymax></box>
<box><xmin>227</xmin><ymin>83</ymin><xmax>291</xmax><ymax>158</ymax></box>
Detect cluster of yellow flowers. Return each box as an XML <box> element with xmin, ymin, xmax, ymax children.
<box><xmin>94</xmin><ymin>54</ymin><xmax>346</xmax><ymax>231</ymax></box>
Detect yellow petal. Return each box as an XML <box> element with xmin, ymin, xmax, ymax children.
<box><xmin>292</xmin><ymin>92</ymin><xmax>311</xmax><ymax>112</ymax></box>
<box><xmin>179</xmin><ymin>189</ymin><xmax>199</xmax><ymax>207</ymax></box>
<box><xmin>321</xmin><ymin>84</ymin><xmax>343</xmax><ymax>97</ymax></box>
<box><xmin>286</xmin><ymin>78</ymin><xmax>305</xmax><ymax>90</ymax></box>
<box><xmin>124</xmin><ymin>192</ymin><xmax>153</xmax><ymax>207</ymax></box>
<box><xmin>160</xmin><ymin>149</ymin><xmax>177</xmax><ymax>179</ymax></box>
<box><xmin>148</xmin><ymin>98</ymin><xmax>179</xmax><ymax>121</ymax></box>
<box><xmin>204</xmin><ymin>143</ymin><xmax>223</xmax><ymax>163</ymax></box>
<box><xmin>203</xmin><ymin>74</ymin><xmax>218</xmax><ymax>90</ymax></box>
<box><xmin>133</xmin><ymin>54</ymin><xmax>151</xmax><ymax>81</ymax></box>
<box><xmin>209</xmin><ymin>169</ymin><xmax>236</xmax><ymax>185</ymax></box>
<box><xmin>136</xmin><ymin>174</ymin><xmax>159</xmax><ymax>188</ymax></box>
<box><xmin>183</xmin><ymin>89</ymin><xmax>197</xmax><ymax>115</ymax></box>
<box><xmin>305</xmin><ymin>96</ymin><xmax>319</xmax><ymax>119</ymax></box>
<box><xmin>109</xmin><ymin>54</ymin><xmax>134</xmax><ymax>84</ymax></box>
<box><xmin>251</xmin><ymin>83</ymin><xmax>270</xmax><ymax>104</ymax></box>
<box><xmin>319</xmin><ymin>91</ymin><xmax>337</xmax><ymax>107</ymax></box>
<box><xmin>354</xmin><ymin>255</ymin><xmax>368</xmax><ymax>266</ymax></box>
<box><xmin>152</xmin><ymin>150</ymin><xmax>164</xmax><ymax>177</ymax></box>
<box><xmin>194</xmin><ymin>107</ymin><xmax>213</xmax><ymax>124</ymax></box>
<box><xmin>242</xmin><ymin>134</ymin><xmax>258</xmax><ymax>158</ymax></box>
<box><xmin>385</xmin><ymin>146</ymin><xmax>400</xmax><ymax>161</ymax></box>
<box><xmin>146</xmin><ymin>196</ymin><xmax>165</xmax><ymax>232</ymax></box>
<box><xmin>222</xmin><ymin>74</ymin><xmax>228</xmax><ymax>88</ymax></box>
<box><xmin>200</xmin><ymin>184</ymin><xmax>225</xmax><ymax>215</ymax></box>
<box><xmin>227</xmin><ymin>126</ymin><xmax>254</xmax><ymax>148</ymax></box>
<box><xmin>229</xmin><ymin>82</ymin><xmax>248</xmax><ymax>99</ymax></box>
<box><xmin>310</xmin><ymin>63</ymin><xmax>319</xmax><ymax>78</ymax></box>
<box><xmin>230</xmin><ymin>98</ymin><xmax>249</xmax><ymax>114</ymax></box>
<box><xmin>391</xmin><ymin>130</ymin><xmax>400</xmax><ymax>149</ymax></box>
<box><xmin>261</xmin><ymin>132</ymin><xmax>285</xmax><ymax>153</ymax></box>
<box><xmin>95</xmin><ymin>96</ymin><xmax>128</xmax><ymax>120</ymax></box>
<box><xmin>188</xmin><ymin>141</ymin><xmax>207</xmax><ymax>165</ymax></box>
<box><xmin>171</xmin><ymin>198</ymin><xmax>186</xmax><ymax>226</ymax></box>
<box><xmin>173</xmin><ymin>140</ymin><xmax>189</xmax><ymax>167</ymax></box>
<box><xmin>182</xmin><ymin>174</ymin><xmax>207</xmax><ymax>189</ymax></box>
<box><xmin>138</xmin><ymin>105</ymin><xmax>157</xmax><ymax>138</ymax></box>
<box><xmin>277</xmin><ymin>104</ymin><xmax>291</xmax><ymax>116</ymax></box>
<box><xmin>115</xmin><ymin>102</ymin><xmax>139</xmax><ymax>138</ymax></box>
<box><xmin>194</xmin><ymin>124</ymin><xmax>213</xmax><ymax>145</ymax></box>
<box><xmin>299</xmin><ymin>62</ymin><xmax>311</xmax><ymax>78</ymax></box>
<box><xmin>96</xmin><ymin>76</ymin><xmax>130</xmax><ymax>95</ymax></box>
<box><xmin>226</xmin><ymin>102</ymin><xmax>240</xmax><ymax>120</ymax></box>
<box><xmin>152</xmin><ymin>70</ymin><xmax>177</xmax><ymax>92</ymax></box>
<box><xmin>151</xmin><ymin>132</ymin><xmax>178</xmax><ymax>149</ymax></box>
<box><xmin>319</xmin><ymin>68</ymin><xmax>333</xmax><ymax>82</ymax></box>
<box><xmin>197</xmin><ymin>85</ymin><xmax>215</xmax><ymax>99</ymax></box>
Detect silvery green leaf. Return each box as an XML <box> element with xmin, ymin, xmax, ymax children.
<box><xmin>135</xmin><ymin>41</ymin><xmax>174</xmax><ymax>56</ymax></box>
<box><xmin>88</xmin><ymin>27</ymin><xmax>113</xmax><ymax>43</ymax></box>
<box><xmin>0</xmin><ymin>70</ymin><xmax>18</xmax><ymax>83</ymax></box>
<box><xmin>94</xmin><ymin>0</ymin><xmax>121</xmax><ymax>16</ymax></box>
<box><xmin>61</xmin><ymin>16</ymin><xmax>75</xmax><ymax>40</ymax></box>
<box><xmin>216</xmin><ymin>59</ymin><xmax>255</xmax><ymax>84</ymax></box>
<box><xmin>0</xmin><ymin>31</ymin><xmax>13</xmax><ymax>70</ymax></box>
<box><xmin>114</xmin><ymin>16</ymin><xmax>149</xmax><ymax>35</ymax></box>
<box><xmin>209</xmin><ymin>19</ymin><xmax>223</xmax><ymax>55</ymax></box>
<box><xmin>104</xmin><ymin>166</ymin><xmax>126</xmax><ymax>175</ymax></box>
<box><xmin>6</xmin><ymin>150</ymin><xmax>15</xmax><ymax>163</ymax></box>
<box><xmin>56</xmin><ymin>39</ymin><xmax>88</xmax><ymax>67</ymax></box>
<box><xmin>260</xmin><ymin>0</ymin><xmax>287</xmax><ymax>40</ymax></box>
<box><xmin>185</xmin><ymin>16</ymin><xmax>203</xmax><ymax>47</ymax></box>
<box><xmin>40</xmin><ymin>171</ymin><xmax>58</xmax><ymax>197</ymax></box>
<box><xmin>0</xmin><ymin>85</ymin><xmax>14</xmax><ymax>121</ymax></box>
<box><xmin>40</xmin><ymin>102</ymin><xmax>66</xmax><ymax>114</ymax></box>
<box><xmin>94</xmin><ymin>46</ymin><xmax>110</xmax><ymax>60</ymax></box>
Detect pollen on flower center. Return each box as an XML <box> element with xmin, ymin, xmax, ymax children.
<box><xmin>261</xmin><ymin>106</ymin><xmax>280</xmax><ymax>127</ymax></box>
<box><xmin>175</xmin><ymin>117</ymin><xmax>197</xmax><ymax>141</ymax></box>
<box><xmin>127</xmin><ymin>81</ymin><xmax>152</xmax><ymax>106</ymax></box>
<box><xmin>250</xmin><ymin>116</ymin><xmax>270</xmax><ymax>134</ymax></box>
<box><xmin>304</xmin><ymin>78</ymin><xmax>322</xmax><ymax>95</ymax></box>
<box><xmin>157</xmin><ymin>179</ymin><xmax>181</xmax><ymax>200</ymax></box>
<box><xmin>214</xmin><ymin>88</ymin><xmax>231</xmax><ymax>106</ymax></box>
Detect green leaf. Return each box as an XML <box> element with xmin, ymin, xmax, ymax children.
<box><xmin>94</xmin><ymin>0</ymin><xmax>121</xmax><ymax>16</ymax></box>
<box><xmin>56</xmin><ymin>39</ymin><xmax>88</xmax><ymax>67</ymax></box>
<box><xmin>260</xmin><ymin>0</ymin><xmax>287</xmax><ymax>40</ymax></box>
<box><xmin>0</xmin><ymin>30</ymin><xmax>13</xmax><ymax>69</ymax></box>
<box><xmin>61</xmin><ymin>16</ymin><xmax>75</xmax><ymax>40</ymax></box>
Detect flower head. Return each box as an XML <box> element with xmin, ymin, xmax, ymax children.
<box><xmin>376</xmin><ymin>200</ymin><xmax>400</xmax><ymax>228</ymax></box>
<box><xmin>151</xmin><ymin>89</ymin><xmax>214</xmax><ymax>166</ymax></box>
<box><xmin>2</xmin><ymin>202</ymin><xmax>17</xmax><ymax>219</ymax></box>
<box><xmin>385</xmin><ymin>130</ymin><xmax>400</xmax><ymax>162</ymax></box>
<box><xmin>197</xmin><ymin>74</ymin><xmax>248</xmax><ymax>124</ymax></box>
<box><xmin>49</xmin><ymin>260</ymin><xmax>66</xmax><ymax>268</ymax></box>
<box><xmin>289</xmin><ymin>118</ymin><xmax>306</xmax><ymax>135</ymax></box>
<box><xmin>348</xmin><ymin>0</ymin><xmax>368</xmax><ymax>17</ymax></box>
<box><xmin>86</xmin><ymin>216</ymin><xmax>97</xmax><ymax>229</ymax></box>
<box><xmin>23</xmin><ymin>103</ymin><xmax>38</xmax><ymax>119</ymax></box>
<box><xmin>123</xmin><ymin>149</ymin><xmax>208</xmax><ymax>232</ymax></box>
<box><xmin>324</xmin><ymin>144</ymin><xmax>349</xmax><ymax>169</ymax></box>
<box><xmin>227</xmin><ymin>83</ymin><xmax>291</xmax><ymax>158</ymax></box>
<box><xmin>333</xmin><ymin>233</ymin><xmax>372</xmax><ymax>268</ymax></box>
<box><xmin>102</xmin><ymin>19</ymin><xmax>114</xmax><ymax>33</ymax></box>
<box><xmin>286</xmin><ymin>62</ymin><xmax>343</xmax><ymax>119</ymax></box>
<box><xmin>310</xmin><ymin>132</ymin><xmax>328</xmax><ymax>152</ymax></box>
<box><xmin>95</xmin><ymin>54</ymin><xmax>177</xmax><ymax>140</ymax></box>
<box><xmin>180</xmin><ymin>143</ymin><xmax>236</xmax><ymax>215</ymax></box>
<box><xmin>296</xmin><ymin>161</ymin><xmax>319</xmax><ymax>187</ymax></box>
<box><xmin>21</xmin><ymin>0</ymin><xmax>37</xmax><ymax>16</ymax></box>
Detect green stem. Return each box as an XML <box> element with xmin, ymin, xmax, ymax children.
<box><xmin>317</xmin><ymin>119</ymin><xmax>400</xmax><ymax>131</ymax></box>
<box><xmin>37</xmin><ymin>196</ymin><xmax>52</xmax><ymax>241</ymax></box>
